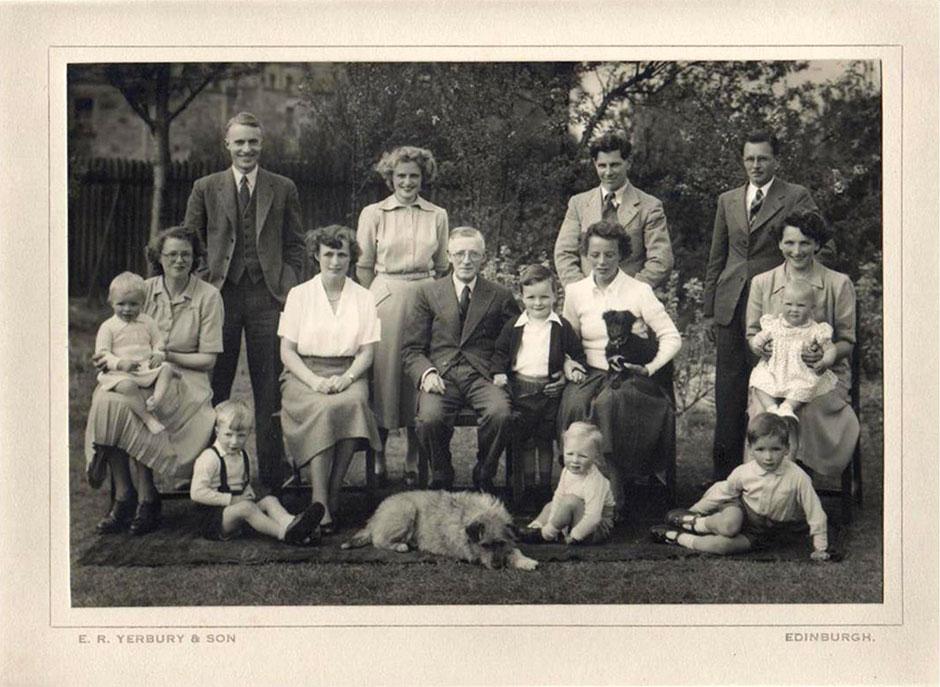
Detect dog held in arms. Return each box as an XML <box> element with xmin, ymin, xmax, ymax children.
<box><xmin>341</xmin><ymin>490</ymin><xmax>538</xmax><ymax>570</ymax></box>
<box><xmin>602</xmin><ymin>309</ymin><xmax>657</xmax><ymax>389</ymax></box>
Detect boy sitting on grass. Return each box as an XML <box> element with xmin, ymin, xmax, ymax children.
<box><xmin>650</xmin><ymin>412</ymin><xmax>834</xmax><ymax>560</ymax></box>
<box><xmin>191</xmin><ymin>400</ymin><xmax>324</xmax><ymax>545</ymax></box>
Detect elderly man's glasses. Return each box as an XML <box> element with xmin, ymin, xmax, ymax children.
<box><xmin>162</xmin><ymin>251</ymin><xmax>194</xmax><ymax>261</ymax></box>
<box><xmin>450</xmin><ymin>250</ymin><xmax>483</xmax><ymax>262</ymax></box>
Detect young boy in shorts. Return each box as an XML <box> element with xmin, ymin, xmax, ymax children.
<box><xmin>492</xmin><ymin>264</ymin><xmax>586</xmax><ymax>503</ymax></box>
<box><xmin>190</xmin><ymin>400</ymin><xmax>324</xmax><ymax>545</ymax></box>
<box><xmin>650</xmin><ymin>412</ymin><xmax>832</xmax><ymax>560</ymax></box>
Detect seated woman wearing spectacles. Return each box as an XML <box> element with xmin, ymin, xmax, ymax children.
<box><xmin>85</xmin><ymin>226</ymin><xmax>224</xmax><ymax>537</ymax></box>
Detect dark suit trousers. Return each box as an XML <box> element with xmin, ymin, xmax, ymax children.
<box><xmin>712</xmin><ymin>294</ymin><xmax>755</xmax><ymax>480</ymax></box>
<box><xmin>414</xmin><ymin>359</ymin><xmax>513</xmax><ymax>486</ymax></box>
<box><xmin>213</xmin><ymin>277</ymin><xmax>284</xmax><ymax>490</ymax></box>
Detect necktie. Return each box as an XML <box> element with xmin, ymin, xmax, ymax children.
<box><xmin>749</xmin><ymin>188</ymin><xmax>764</xmax><ymax>225</ymax></box>
<box><xmin>239</xmin><ymin>176</ymin><xmax>251</xmax><ymax>216</ymax></box>
<box><xmin>602</xmin><ymin>192</ymin><xmax>618</xmax><ymax>221</ymax></box>
<box><xmin>459</xmin><ymin>285</ymin><xmax>470</xmax><ymax>321</ymax></box>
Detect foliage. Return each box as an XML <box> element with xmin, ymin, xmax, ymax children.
<box><xmin>661</xmin><ymin>272</ymin><xmax>715</xmax><ymax>419</ymax></box>
<box><xmin>297</xmin><ymin>62</ymin><xmax>583</xmax><ymax>270</ymax></box>
<box><xmin>854</xmin><ymin>255</ymin><xmax>883</xmax><ymax>375</ymax></box>
<box><xmin>69</xmin><ymin>63</ymin><xmax>261</xmax><ymax>237</ymax></box>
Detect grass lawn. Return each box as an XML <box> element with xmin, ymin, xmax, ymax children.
<box><xmin>68</xmin><ymin>298</ymin><xmax>884</xmax><ymax>606</ymax></box>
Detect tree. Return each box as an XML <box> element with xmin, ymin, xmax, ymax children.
<box><xmin>71</xmin><ymin>63</ymin><xmax>259</xmax><ymax>239</ymax></box>
<box><xmin>298</xmin><ymin>62</ymin><xmax>583</xmax><ymax>282</ymax></box>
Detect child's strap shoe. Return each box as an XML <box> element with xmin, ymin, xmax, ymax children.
<box><xmin>285</xmin><ymin>502</ymin><xmax>326</xmax><ymax>545</ymax></box>
<box><xmin>649</xmin><ymin>525</ymin><xmax>681</xmax><ymax>546</ymax></box>
<box><xmin>665</xmin><ymin>508</ymin><xmax>700</xmax><ymax>532</ymax></box>
<box><xmin>518</xmin><ymin>526</ymin><xmax>547</xmax><ymax>544</ymax></box>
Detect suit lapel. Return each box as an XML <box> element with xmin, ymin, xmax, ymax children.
<box><xmin>582</xmin><ymin>188</ymin><xmax>603</xmax><ymax>228</ymax></box>
<box><xmin>617</xmin><ymin>183</ymin><xmax>640</xmax><ymax>228</ymax></box>
<box><xmin>750</xmin><ymin>178</ymin><xmax>785</xmax><ymax>233</ymax></box>
<box><xmin>255</xmin><ymin>168</ymin><xmax>274</xmax><ymax>236</ymax></box>
<box><xmin>218</xmin><ymin>172</ymin><xmax>238</xmax><ymax>230</ymax></box>
<box><xmin>460</xmin><ymin>278</ymin><xmax>495</xmax><ymax>345</ymax></box>
<box><xmin>433</xmin><ymin>279</ymin><xmax>462</xmax><ymax>341</ymax></box>
<box><xmin>731</xmin><ymin>184</ymin><xmax>749</xmax><ymax>238</ymax></box>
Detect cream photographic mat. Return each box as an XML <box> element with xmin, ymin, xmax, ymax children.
<box><xmin>1</xmin><ymin>1</ymin><xmax>937</xmax><ymax>685</ymax></box>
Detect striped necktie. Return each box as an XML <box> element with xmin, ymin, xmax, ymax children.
<box><xmin>602</xmin><ymin>192</ymin><xmax>618</xmax><ymax>221</ymax></box>
<box><xmin>239</xmin><ymin>176</ymin><xmax>251</xmax><ymax>216</ymax></box>
<box><xmin>749</xmin><ymin>188</ymin><xmax>764</xmax><ymax>225</ymax></box>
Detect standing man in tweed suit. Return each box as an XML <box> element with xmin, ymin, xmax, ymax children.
<box><xmin>703</xmin><ymin>129</ymin><xmax>833</xmax><ymax>483</ymax></box>
<box><xmin>554</xmin><ymin>131</ymin><xmax>674</xmax><ymax>289</ymax></box>
<box><xmin>184</xmin><ymin>112</ymin><xmax>305</xmax><ymax>493</ymax></box>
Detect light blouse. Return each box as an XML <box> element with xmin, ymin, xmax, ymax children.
<box><xmin>357</xmin><ymin>195</ymin><xmax>449</xmax><ymax>276</ymax></box>
<box><xmin>278</xmin><ymin>275</ymin><xmax>381</xmax><ymax>356</ymax></box>
<box><xmin>144</xmin><ymin>275</ymin><xmax>224</xmax><ymax>356</ymax></box>
<box><xmin>562</xmin><ymin>269</ymin><xmax>681</xmax><ymax>374</ymax></box>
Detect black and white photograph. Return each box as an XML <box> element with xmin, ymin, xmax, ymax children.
<box><xmin>65</xmin><ymin>58</ymin><xmax>884</xmax><ymax>604</ymax></box>
<box><xmin>1</xmin><ymin>2</ymin><xmax>937</xmax><ymax>685</ymax></box>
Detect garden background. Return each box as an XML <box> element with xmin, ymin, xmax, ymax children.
<box><xmin>67</xmin><ymin>60</ymin><xmax>884</xmax><ymax>605</ymax></box>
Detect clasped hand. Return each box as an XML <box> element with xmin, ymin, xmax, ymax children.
<box><xmin>311</xmin><ymin>374</ymin><xmax>353</xmax><ymax>394</ymax></box>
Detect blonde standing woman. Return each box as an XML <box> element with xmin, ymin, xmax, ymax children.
<box><xmin>357</xmin><ymin>146</ymin><xmax>449</xmax><ymax>487</ymax></box>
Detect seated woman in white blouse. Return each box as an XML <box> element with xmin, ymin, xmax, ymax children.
<box><xmin>279</xmin><ymin>225</ymin><xmax>382</xmax><ymax>535</ymax></box>
<box><xmin>558</xmin><ymin>220</ymin><xmax>682</xmax><ymax>520</ymax></box>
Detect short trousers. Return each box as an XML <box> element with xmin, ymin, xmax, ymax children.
<box><xmin>716</xmin><ymin>499</ymin><xmax>808</xmax><ymax>551</ymax></box>
<box><xmin>196</xmin><ymin>503</ymin><xmax>243</xmax><ymax>541</ymax></box>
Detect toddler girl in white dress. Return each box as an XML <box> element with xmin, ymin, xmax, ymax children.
<box><xmin>748</xmin><ymin>279</ymin><xmax>838</xmax><ymax>420</ymax></box>
<box><xmin>94</xmin><ymin>272</ymin><xmax>176</xmax><ymax>433</ymax></box>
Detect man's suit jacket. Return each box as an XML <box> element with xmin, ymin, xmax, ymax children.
<box><xmin>702</xmin><ymin>177</ymin><xmax>828</xmax><ymax>327</ymax></box>
<box><xmin>554</xmin><ymin>182</ymin><xmax>674</xmax><ymax>288</ymax></box>
<box><xmin>184</xmin><ymin>167</ymin><xmax>305</xmax><ymax>303</ymax></box>
<box><xmin>402</xmin><ymin>276</ymin><xmax>521</xmax><ymax>385</ymax></box>
<box><xmin>491</xmin><ymin>315</ymin><xmax>586</xmax><ymax>378</ymax></box>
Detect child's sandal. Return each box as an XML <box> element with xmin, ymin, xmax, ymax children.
<box><xmin>665</xmin><ymin>508</ymin><xmax>700</xmax><ymax>533</ymax></box>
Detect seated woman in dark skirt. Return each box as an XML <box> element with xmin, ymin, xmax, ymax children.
<box><xmin>557</xmin><ymin>220</ymin><xmax>682</xmax><ymax>520</ymax></box>
<box><xmin>278</xmin><ymin>225</ymin><xmax>382</xmax><ymax>534</ymax></box>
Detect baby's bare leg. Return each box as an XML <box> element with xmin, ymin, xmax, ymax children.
<box><xmin>548</xmin><ymin>494</ymin><xmax>585</xmax><ymax>531</ymax></box>
<box><xmin>113</xmin><ymin>380</ymin><xmax>165</xmax><ymax>433</ymax></box>
<box><xmin>783</xmin><ymin>398</ymin><xmax>805</xmax><ymax>413</ymax></box>
<box><xmin>148</xmin><ymin>365</ymin><xmax>175</xmax><ymax>407</ymax></box>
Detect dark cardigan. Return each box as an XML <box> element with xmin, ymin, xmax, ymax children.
<box><xmin>491</xmin><ymin>314</ymin><xmax>587</xmax><ymax>377</ymax></box>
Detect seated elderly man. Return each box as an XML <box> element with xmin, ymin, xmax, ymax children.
<box><xmin>402</xmin><ymin>227</ymin><xmax>521</xmax><ymax>492</ymax></box>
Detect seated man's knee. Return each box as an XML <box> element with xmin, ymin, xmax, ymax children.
<box><xmin>416</xmin><ymin>393</ymin><xmax>448</xmax><ymax>428</ymax></box>
<box><xmin>481</xmin><ymin>395</ymin><xmax>512</xmax><ymax>426</ymax></box>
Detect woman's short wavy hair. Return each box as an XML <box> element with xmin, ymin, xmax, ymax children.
<box><xmin>579</xmin><ymin>220</ymin><xmax>631</xmax><ymax>260</ymax></box>
<box><xmin>374</xmin><ymin>146</ymin><xmax>438</xmax><ymax>191</ymax></box>
<box><xmin>305</xmin><ymin>225</ymin><xmax>361</xmax><ymax>266</ymax></box>
<box><xmin>771</xmin><ymin>209</ymin><xmax>831</xmax><ymax>247</ymax></box>
<box><xmin>145</xmin><ymin>225</ymin><xmax>205</xmax><ymax>276</ymax></box>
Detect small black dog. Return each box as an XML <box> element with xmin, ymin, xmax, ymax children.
<box><xmin>603</xmin><ymin>310</ymin><xmax>657</xmax><ymax>389</ymax></box>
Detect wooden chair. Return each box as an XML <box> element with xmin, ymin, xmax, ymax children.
<box><xmin>362</xmin><ymin>407</ymin><xmax>520</xmax><ymax>503</ymax></box>
<box><xmin>815</xmin><ymin>319</ymin><xmax>863</xmax><ymax>523</ymax></box>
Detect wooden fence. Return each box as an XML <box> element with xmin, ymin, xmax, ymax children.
<box><xmin>68</xmin><ymin>157</ymin><xmax>399</xmax><ymax>298</ymax></box>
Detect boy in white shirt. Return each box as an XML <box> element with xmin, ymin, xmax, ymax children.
<box><xmin>190</xmin><ymin>400</ymin><xmax>324</xmax><ymax>545</ymax></box>
<box><xmin>650</xmin><ymin>413</ymin><xmax>832</xmax><ymax>559</ymax></box>
<box><xmin>492</xmin><ymin>264</ymin><xmax>586</xmax><ymax>503</ymax></box>
<box><xmin>519</xmin><ymin>422</ymin><xmax>615</xmax><ymax>545</ymax></box>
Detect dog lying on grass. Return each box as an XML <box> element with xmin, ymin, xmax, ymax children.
<box><xmin>603</xmin><ymin>309</ymin><xmax>657</xmax><ymax>389</ymax></box>
<box><xmin>341</xmin><ymin>490</ymin><xmax>538</xmax><ymax>570</ymax></box>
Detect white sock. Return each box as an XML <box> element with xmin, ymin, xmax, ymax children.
<box><xmin>677</xmin><ymin>533</ymin><xmax>697</xmax><ymax>550</ymax></box>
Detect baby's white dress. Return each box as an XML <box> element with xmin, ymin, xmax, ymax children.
<box><xmin>748</xmin><ymin>314</ymin><xmax>838</xmax><ymax>402</ymax></box>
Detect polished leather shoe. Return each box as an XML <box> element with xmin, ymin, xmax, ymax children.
<box><xmin>96</xmin><ymin>496</ymin><xmax>137</xmax><ymax>534</ymax></box>
<box><xmin>284</xmin><ymin>502</ymin><xmax>326</xmax><ymax>545</ymax></box>
<box><xmin>129</xmin><ymin>499</ymin><xmax>162</xmax><ymax>536</ymax></box>
<box><xmin>518</xmin><ymin>526</ymin><xmax>546</xmax><ymax>544</ymax></box>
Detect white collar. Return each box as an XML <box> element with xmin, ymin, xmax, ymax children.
<box><xmin>748</xmin><ymin>177</ymin><xmax>775</xmax><ymax>197</ymax></box>
<box><xmin>231</xmin><ymin>166</ymin><xmax>259</xmax><ymax>190</ymax></box>
<box><xmin>590</xmin><ymin>268</ymin><xmax>629</xmax><ymax>294</ymax></box>
<box><xmin>514</xmin><ymin>311</ymin><xmax>561</xmax><ymax>327</ymax></box>
<box><xmin>600</xmin><ymin>183</ymin><xmax>627</xmax><ymax>204</ymax></box>
<box><xmin>453</xmin><ymin>274</ymin><xmax>477</xmax><ymax>296</ymax></box>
